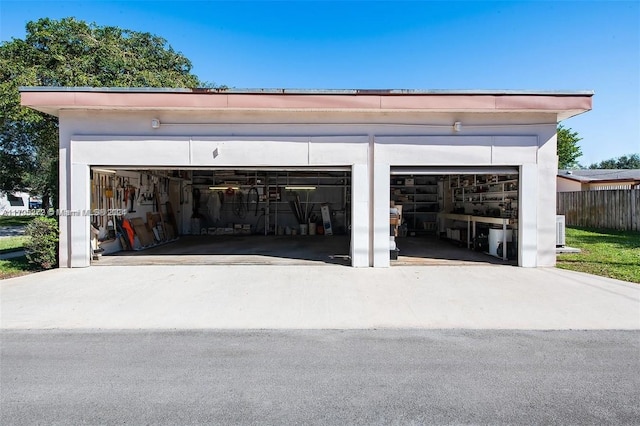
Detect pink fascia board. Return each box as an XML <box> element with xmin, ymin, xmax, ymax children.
<box><xmin>71</xmin><ymin>92</ymin><xmax>229</xmax><ymax>109</ymax></box>
<box><xmin>21</xmin><ymin>90</ymin><xmax>592</xmax><ymax>116</ymax></box>
<box><xmin>227</xmin><ymin>94</ymin><xmax>382</xmax><ymax>109</ymax></box>
<box><xmin>21</xmin><ymin>91</ymin><xmax>230</xmax><ymax>110</ymax></box>
<box><xmin>495</xmin><ymin>95</ymin><xmax>592</xmax><ymax>112</ymax></box>
<box><xmin>21</xmin><ymin>91</ymin><xmax>74</xmax><ymax>107</ymax></box>
<box><xmin>380</xmin><ymin>95</ymin><xmax>497</xmax><ymax>110</ymax></box>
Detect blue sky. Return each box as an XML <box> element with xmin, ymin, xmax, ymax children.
<box><xmin>1</xmin><ymin>1</ymin><xmax>638</xmax><ymax>166</ymax></box>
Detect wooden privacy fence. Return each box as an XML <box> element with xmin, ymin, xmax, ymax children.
<box><xmin>557</xmin><ymin>189</ymin><xmax>639</xmax><ymax>231</ymax></box>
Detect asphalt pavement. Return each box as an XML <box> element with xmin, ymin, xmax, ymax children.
<box><xmin>0</xmin><ymin>225</ymin><xmax>25</xmax><ymax>237</ymax></box>
<box><xmin>2</xmin><ymin>330</ymin><xmax>639</xmax><ymax>425</ymax></box>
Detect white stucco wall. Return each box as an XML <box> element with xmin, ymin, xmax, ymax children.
<box><xmin>57</xmin><ymin>109</ymin><xmax>559</xmax><ymax>268</ymax></box>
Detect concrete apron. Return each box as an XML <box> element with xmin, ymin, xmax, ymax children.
<box><xmin>1</xmin><ymin>265</ymin><xmax>638</xmax><ymax>330</ymax></box>
<box><xmin>93</xmin><ymin>235</ymin><xmax>514</xmax><ymax>267</ymax></box>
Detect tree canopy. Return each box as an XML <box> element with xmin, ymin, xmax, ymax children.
<box><xmin>0</xmin><ymin>17</ymin><xmax>202</xmax><ymax>208</ymax></box>
<box><xmin>588</xmin><ymin>153</ymin><xmax>640</xmax><ymax>169</ymax></box>
<box><xmin>557</xmin><ymin>124</ymin><xmax>582</xmax><ymax>169</ymax></box>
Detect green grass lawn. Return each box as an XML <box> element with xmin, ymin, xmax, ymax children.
<box><xmin>0</xmin><ymin>256</ymin><xmax>40</xmax><ymax>279</ymax></box>
<box><xmin>557</xmin><ymin>227</ymin><xmax>640</xmax><ymax>284</ymax></box>
<box><xmin>0</xmin><ymin>235</ymin><xmax>30</xmax><ymax>252</ymax></box>
<box><xmin>0</xmin><ymin>216</ymin><xmax>34</xmax><ymax>278</ymax></box>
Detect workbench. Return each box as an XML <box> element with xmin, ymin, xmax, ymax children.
<box><xmin>438</xmin><ymin>213</ymin><xmax>515</xmax><ymax>261</ymax></box>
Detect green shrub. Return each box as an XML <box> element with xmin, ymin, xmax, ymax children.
<box><xmin>24</xmin><ymin>216</ymin><xmax>59</xmax><ymax>269</ymax></box>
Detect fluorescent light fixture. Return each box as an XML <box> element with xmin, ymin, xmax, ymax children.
<box><xmin>92</xmin><ymin>168</ymin><xmax>117</xmax><ymax>174</ymax></box>
<box><xmin>284</xmin><ymin>186</ymin><xmax>316</xmax><ymax>190</ymax></box>
<box><xmin>209</xmin><ymin>186</ymin><xmax>239</xmax><ymax>190</ymax></box>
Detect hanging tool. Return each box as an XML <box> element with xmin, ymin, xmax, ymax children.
<box><xmin>129</xmin><ymin>186</ymin><xmax>137</xmax><ymax>213</ymax></box>
<box><xmin>154</xmin><ymin>184</ymin><xmax>167</xmax><ymax>242</ymax></box>
<box><xmin>247</xmin><ymin>186</ymin><xmax>259</xmax><ymax>216</ymax></box>
<box><xmin>233</xmin><ymin>190</ymin><xmax>247</xmax><ymax>219</ymax></box>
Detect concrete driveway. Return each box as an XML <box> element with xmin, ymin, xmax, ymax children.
<box><xmin>1</xmin><ymin>265</ymin><xmax>638</xmax><ymax>330</ymax></box>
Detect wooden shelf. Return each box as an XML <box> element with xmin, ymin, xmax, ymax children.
<box><xmin>450</xmin><ymin>174</ymin><xmax>519</xmax><ymax>212</ymax></box>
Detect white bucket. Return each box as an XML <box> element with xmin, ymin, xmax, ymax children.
<box><xmin>299</xmin><ymin>224</ymin><xmax>308</xmax><ymax>235</ymax></box>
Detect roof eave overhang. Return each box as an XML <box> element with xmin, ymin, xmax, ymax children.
<box><xmin>20</xmin><ymin>88</ymin><xmax>593</xmax><ymax>121</ymax></box>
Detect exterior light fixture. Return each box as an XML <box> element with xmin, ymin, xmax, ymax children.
<box><xmin>151</xmin><ymin>119</ymin><xmax>161</xmax><ymax>129</ymax></box>
<box><xmin>453</xmin><ymin>122</ymin><xmax>462</xmax><ymax>132</ymax></box>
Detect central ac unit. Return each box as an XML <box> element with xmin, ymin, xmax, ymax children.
<box><xmin>556</xmin><ymin>215</ymin><xmax>566</xmax><ymax>247</ymax></box>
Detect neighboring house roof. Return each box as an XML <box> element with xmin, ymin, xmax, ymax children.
<box><xmin>558</xmin><ymin>169</ymin><xmax>640</xmax><ymax>184</ymax></box>
<box><xmin>20</xmin><ymin>87</ymin><xmax>593</xmax><ymax>121</ymax></box>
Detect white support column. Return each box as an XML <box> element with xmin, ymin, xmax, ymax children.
<box><xmin>69</xmin><ymin>163</ymin><xmax>91</xmax><ymax>267</ymax></box>
<box><xmin>59</xmin><ymin>147</ymin><xmax>70</xmax><ymax>268</ymax></box>
<box><xmin>537</xmin><ymin>162</ymin><xmax>558</xmax><ymax>266</ymax></box>
<box><xmin>519</xmin><ymin>163</ymin><xmax>538</xmax><ymax>267</ymax></box>
<box><xmin>350</xmin><ymin>164</ymin><xmax>369</xmax><ymax>267</ymax></box>
<box><xmin>536</xmin><ymin>128</ymin><xmax>559</xmax><ymax>267</ymax></box>
<box><xmin>373</xmin><ymin>163</ymin><xmax>390</xmax><ymax>267</ymax></box>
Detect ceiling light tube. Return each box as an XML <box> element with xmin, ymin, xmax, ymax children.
<box><xmin>92</xmin><ymin>168</ymin><xmax>117</xmax><ymax>174</ymax></box>
<box><xmin>284</xmin><ymin>186</ymin><xmax>316</xmax><ymax>190</ymax></box>
<box><xmin>209</xmin><ymin>186</ymin><xmax>239</xmax><ymax>190</ymax></box>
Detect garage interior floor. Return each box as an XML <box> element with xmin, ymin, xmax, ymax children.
<box><xmin>95</xmin><ymin>235</ymin><xmax>515</xmax><ymax>266</ymax></box>
<box><xmin>393</xmin><ymin>236</ymin><xmax>516</xmax><ymax>266</ymax></box>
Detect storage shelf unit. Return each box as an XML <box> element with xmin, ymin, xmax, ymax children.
<box><xmin>440</xmin><ymin>173</ymin><xmax>520</xmax><ymax>261</ymax></box>
<box><xmin>390</xmin><ymin>175</ymin><xmax>439</xmax><ymax>234</ymax></box>
<box><xmin>450</xmin><ymin>174</ymin><xmax>518</xmax><ymax>218</ymax></box>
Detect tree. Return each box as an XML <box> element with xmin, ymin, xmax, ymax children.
<box><xmin>0</xmin><ymin>17</ymin><xmax>203</xmax><ymax>208</ymax></box>
<box><xmin>588</xmin><ymin>153</ymin><xmax>640</xmax><ymax>169</ymax></box>
<box><xmin>557</xmin><ymin>124</ymin><xmax>582</xmax><ymax>169</ymax></box>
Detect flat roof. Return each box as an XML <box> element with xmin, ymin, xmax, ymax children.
<box><xmin>20</xmin><ymin>86</ymin><xmax>593</xmax><ymax>120</ymax></box>
<box><xmin>20</xmin><ymin>86</ymin><xmax>594</xmax><ymax>96</ymax></box>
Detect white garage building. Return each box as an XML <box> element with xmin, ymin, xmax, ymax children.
<box><xmin>21</xmin><ymin>87</ymin><xmax>592</xmax><ymax>268</ymax></box>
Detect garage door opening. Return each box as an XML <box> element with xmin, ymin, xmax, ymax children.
<box><xmin>390</xmin><ymin>167</ymin><xmax>519</xmax><ymax>266</ymax></box>
<box><xmin>89</xmin><ymin>167</ymin><xmax>352</xmax><ymax>266</ymax></box>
